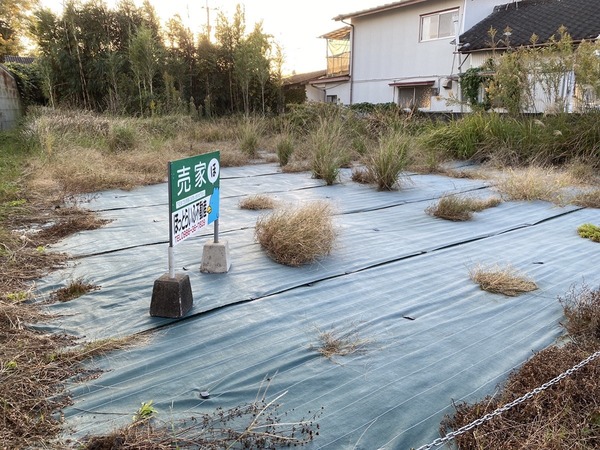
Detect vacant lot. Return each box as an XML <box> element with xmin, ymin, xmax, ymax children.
<box><xmin>32</xmin><ymin>163</ymin><xmax>599</xmax><ymax>449</ymax></box>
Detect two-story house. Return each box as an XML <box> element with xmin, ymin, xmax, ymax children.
<box><xmin>311</xmin><ymin>0</ymin><xmax>600</xmax><ymax>113</ymax></box>
<box><xmin>310</xmin><ymin>0</ymin><xmax>502</xmax><ymax>112</ymax></box>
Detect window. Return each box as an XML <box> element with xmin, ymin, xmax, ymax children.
<box><xmin>326</xmin><ymin>95</ymin><xmax>338</xmax><ymax>104</ymax></box>
<box><xmin>397</xmin><ymin>86</ymin><xmax>432</xmax><ymax>110</ymax></box>
<box><xmin>420</xmin><ymin>9</ymin><xmax>458</xmax><ymax>41</ymax></box>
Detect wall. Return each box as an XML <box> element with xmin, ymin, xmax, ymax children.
<box><xmin>0</xmin><ymin>65</ymin><xmax>22</xmax><ymax>130</ymax></box>
<box><xmin>344</xmin><ymin>0</ymin><xmax>499</xmax><ymax>110</ymax></box>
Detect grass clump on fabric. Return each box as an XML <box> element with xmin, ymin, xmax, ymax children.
<box><xmin>239</xmin><ymin>194</ymin><xmax>277</xmax><ymax>210</ymax></box>
<box><xmin>50</xmin><ymin>277</ymin><xmax>99</xmax><ymax>302</ymax></box>
<box><xmin>310</xmin><ymin>117</ymin><xmax>348</xmax><ymax>185</ymax></box>
<box><xmin>312</xmin><ymin>325</ymin><xmax>372</xmax><ymax>360</ymax></box>
<box><xmin>494</xmin><ymin>166</ymin><xmax>570</xmax><ymax>203</ymax></box>
<box><xmin>469</xmin><ymin>263</ymin><xmax>538</xmax><ymax>296</ymax></box>
<box><xmin>255</xmin><ymin>201</ymin><xmax>336</xmax><ymax>266</ymax></box>
<box><xmin>426</xmin><ymin>194</ymin><xmax>501</xmax><ymax>221</ymax></box>
<box><xmin>441</xmin><ymin>284</ymin><xmax>600</xmax><ymax>449</ymax></box>
<box><xmin>577</xmin><ymin>223</ymin><xmax>600</xmax><ymax>242</ymax></box>
<box><xmin>365</xmin><ymin>130</ymin><xmax>410</xmax><ymax>190</ymax></box>
<box><xmin>572</xmin><ymin>189</ymin><xmax>600</xmax><ymax>209</ymax></box>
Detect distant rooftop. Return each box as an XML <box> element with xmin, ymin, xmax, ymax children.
<box><xmin>3</xmin><ymin>56</ymin><xmax>36</xmax><ymax>65</ymax></box>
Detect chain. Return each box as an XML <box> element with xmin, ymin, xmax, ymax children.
<box><xmin>414</xmin><ymin>349</ymin><xmax>600</xmax><ymax>450</ymax></box>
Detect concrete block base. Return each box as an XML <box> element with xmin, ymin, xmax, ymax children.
<box><xmin>150</xmin><ymin>273</ymin><xmax>193</xmax><ymax>318</ymax></box>
<box><xmin>200</xmin><ymin>240</ymin><xmax>231</xmax><ymax>273</ymax></box>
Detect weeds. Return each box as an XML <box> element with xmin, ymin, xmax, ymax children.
<box><xmin>81</xmin><ymin>376</ymin><xmax>321</xmax><ymax>449</ymax></box>
<box><xmin>572</xmin><ymin>189</ymin><xmax>600</xmax><ymax>208</ymax></box>
<box><xmin>310</xmin><ymin>116</ymin><xmax>348</xmax><ymax>185</ymax></box>
<box><xmin>237</xmin><ymin>117</ymin><xmax>264</xmax><ymax>157</ymax></box>
<box><xmin>239</xmin><ymin>194</ymin><xmax>277</xmax><ymax>210</ymax></box>
<box><xmin>559</xmin><ymin>284</ymin><xmax>600</xmax><ymax>347</ymax></box>
<box><xmin>366</xmin><ymin>130</ymin><xmax>410</xmax><ymax>190</ymax></box>
<box><xmin>50</xmin><ymin>277</ymin><xmax>100</xmax><ymax>302</ymax></box>
<box><xmin>276</xmin><ymin>134</ymin><xmax>294</xmax><ymax>167</ymax></box>
<box><xmin>255</xmin><ymin>201</ymin><xmax>337</xmax><ymax>266</ymax></box>
<box><xmin>577</xmin><ymin>223</ymin><xmax>600</xmax><ymax>243</ymax></box>
<box><xmin>351</xmin><ymin>166</ymin><xmax>375</xmax><ymax>184</ymax></box>
<box><xmin>133</xmin><ymin>400</ymin><xmax>157</xmax><ymax>422</ymax></box>
<box><xmin>495</xmin><ymin>166</ymin><xmax>569</xmax><ymax>203</ymax></box>
<box><xmin>469</xmin><ymin>263</ymin><xmax>538</xmax><ymax>296</ymax></box>
<box><xmin>426</xmin><ymin>195</ymin><xmax>501</xmax><ymax>221</ymax></box>
<box><xmin>442</xmin><ymin>284</ymin><xmax>600</xmax><ymax>449</ymax></box>
<box><xmin>312</xmin><ymin>324</ymin><xmax>372</xmax><ymax>360</ymax></box>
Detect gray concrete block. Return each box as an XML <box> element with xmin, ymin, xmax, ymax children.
<box><xmin>150</xmin><ymin>273</ymin><xmax>193</xmax><ymax>318</ymax></box>
<box><xmin>200</xmin><ymin>240</ymin><xmax>231</xmax><ymax>273</ymax></box>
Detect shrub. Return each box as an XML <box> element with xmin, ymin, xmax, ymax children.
<box><xmin>365</xmin><ymin>130</ymin><xmax>410</xmax><ymax>190</ymax></box>
<box><xmin>469</xmin><ymin>263</ymin><xmax>538</xmax><ymax>296</ymax></box>
<box><xmin>577</xmin><ymin>223</ymin><xmax>600</xmax><ymax>243</ymax></box>
<box><xmin>255</xmin><ymin>201</ymin><xmax>337</xmax><ymax>266</ymax></box>
<box><xmin>237</xmin><ymin>117</ymin><xmax>264</xmax><ymax>157</ymax></box>
<box><xmin>426</xmin><ymin>195</ymin><xmax>501</xmax><ymax>221</ymax></box>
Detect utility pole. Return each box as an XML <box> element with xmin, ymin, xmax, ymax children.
<box><xmin>202</xmin><ymin>0</ymin><xmax>219</xmax><ymax>40</ymax></box>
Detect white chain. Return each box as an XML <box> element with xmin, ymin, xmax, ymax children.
<box><xmin>414</xmin><ymin>349</ymin><xmax>600</xmax><ymax>450</ymax></box>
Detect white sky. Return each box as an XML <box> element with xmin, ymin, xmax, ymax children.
<box><xmin>40</xmin><ymin>0</ymin><xmax>385</xmax><ymax>75</ymax></box>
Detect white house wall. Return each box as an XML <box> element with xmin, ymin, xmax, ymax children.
<box><xmin>345</xmin><ymin>0</ymin><xmax>499</xmax><ymax>111</ymax></box>
<box><xmin>306</xmin><ymin>85</ymin><xmax>325</xmax><ymax>102</ymax></box>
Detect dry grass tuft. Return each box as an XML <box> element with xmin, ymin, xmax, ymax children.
<box><xmin>312</xmin><ymin>324</ymin><xmax>372</xmax><ymax>360</ymax></box>
<box><xmin>572</xmin><ymin>189</ymin><xmax>600</xmax><ymax>209</ymax></box>
<box><xmin>426</xmin><ymin>195</ymin><xmax>501</xmax><ymax>221</ymax></box>
<box><xmin>469</xmin><ymin>263</ymin><xmax>538</xmax><ymax>296</ymax></box>
<box><xmin>35</xmin><ymin>208</ymin><xmax>110</xmax><ymax>243</ymax></box>
<box><xmin>50</xmin><ymin>277</ymin><xmax>100</xmax><ymax>303</ymax></box>
<box><xmin>351</xmin><ymin>166</ymin><xmax>375</xmax><ymax>184</ymax></box>
<box><xmin>239</xmin><ymin>194</ymin><xmax>277</xmax><ymax>210</ymax></box>
<box><xmin>559</xmin><ymin>284</ymin><xmax>600</xmax><ymax>347</ymax></box>
<box><xmin>494</xmin><ymin>167</ymin><xmax>570</xmax><ymax>203</ymax></box>
<box><xmin>577</xmin><ymin>223</ymin><xmax>600</xmax><ymax>243</ymax></box>
<box><xmin>255</xmin><ymin>201</ymin><xmax>337</xmax><ymax>266</ymax></box>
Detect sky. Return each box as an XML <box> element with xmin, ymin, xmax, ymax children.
<box><xmin>40</xmin><ymin>0</ymin><xmax>385</xmax><ymax>75</ymax></box>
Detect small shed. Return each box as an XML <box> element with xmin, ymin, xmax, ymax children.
<box><xmin>0</xmin><ymin>64</ymin><xmax>22</xmax><ymax>131</ymax></box>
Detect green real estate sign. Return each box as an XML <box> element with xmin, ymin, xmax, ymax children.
<box><xmin>168</xmin><ymin>151</ymin><xmax>220</xmax><ymax>246</ymax></box>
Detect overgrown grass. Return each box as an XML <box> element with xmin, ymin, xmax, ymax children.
<box><xmin>572</xmin><ymin>189</ymin><xmax>600</xmax><ymax>208</ymax></box>
<box><xmin>236</xmin><ymin>116</ymin><xmax>265</xmax><ymax>157</ymax></box>
<box><xmin>442</xmin><ymin>284</ymin><xmax>600</xmax><ymax>449</ymax></box>
<box><xmin>50</xmin><ymin>277</ymin><xmax>100</xmax><ymax>302</ymax></box>
<box><xmin>469</xmin><ymin>263</ymin><xmax>538</xmax><ymax>296</ymax></box>
<box><xmin>276</xmin><ymin>134</ymin><xmax>294</xmax><ymax>167</ymax></box>
<box><xmin>426</xmin><ymin>194</ymin><xmax>501</xmax><ymax>221</ymax></box>
<box><xmin>239</xmin><ymin>194</ymin><xmax>277</xmax><ymax>210</ymax></box>
<box><xmin>310</xmin><ymin>116</ymin><xmax>348</xmax><ymax>185</ymax></box>
<box><xmin>418</xmin><ymin>112</ymin><xmax>600</xmax><ymax>167</ymax></box>
<box><xmin>255</xmin><ymin>201</ymin><xmax>337</xmax><ymax>266</ymax></box>
<box><xmin>494</xmin><ymin>166</ymin><xmax>572</xmax><ymax>203</ymax></box>
<box><xmin>366</xmin><ymin>130</ymin><xmax>410</xmax><ymax>190</ymax></box>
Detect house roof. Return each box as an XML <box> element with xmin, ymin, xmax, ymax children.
<box><xmin>3</xmin><ymin>55</ymin><xmax>36</xmax><ymax>64</ymax></box>
<box><xmin>459</xmin><ymin>0</ymin><xmax>600</xmax><ymax>52</ymax></box>
<box><xmin>282</xmin><ymin>70</ymin><xmax>327</xmax><ymax>86</ymax></box>
<box><xmin>319</xmin><ymin>27</ymin><xmax>352</xmax><ymax>40</ymax></box>
<box><xmin>333</xmin><ymin>0</ymin><xmax>429</xmax><ymax>21</ymax></box>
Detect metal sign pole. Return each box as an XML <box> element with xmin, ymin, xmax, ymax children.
<box><xmin>214</xmin><ymin>218</ymin><xmax>219</xmax><ymax>244</ymax></box>
<box><xmin>167</xmin><ymin>161</ymin><xmax>175</xmax><ymax>279</ymax></box>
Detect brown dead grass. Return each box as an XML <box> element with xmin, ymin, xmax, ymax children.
<box><xmin>50</xmin><ymin>277</ymin><xmax>100</xmax><ymax>303</ymax></box>
<box><xmin>494</xmin><ymin>167</ymin><xmax>573</xmax><ymax>204</ymax></box>
<box><xmin>572</xmin><ymin>189</ymin><xmax>600</xmax><ymax>209</ymax></box>
<box><xmin>427</xmin><ymin>195</ymin><xmax>502</xmax><ymax>221</ymax></box>
<box><xmin>255</xmin><ymin>201</ymin><xmax>337</xmax><ymax>266</ymax></box>
<box><xmin>312</xmin><ymin>325</ymin><xmax>372</xmax><ymax>360</ymax></box>
<box><xmin>239</xmin><ymin>194</ymin><xmax>277</xmax><ymax>210</ymax></box>
<box><xmin>351</xmin><ymin>166</ymin><xmax>375</xmax><ymax>184</ymax></box>
<box><xmin>442</xmin><ymin>284</ymin><xmax>600</xmax><ymax>450</ymax></box>
<box><xmin>470</xmin><ymin>263</ymin><xmax>538</xmax><ymax>296</ymax></box>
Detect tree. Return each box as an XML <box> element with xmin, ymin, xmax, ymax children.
<box><xmin>0</xmin><ymin>0</ymin><xmax>38</xmax><ymax>61</ymax></box>
<box><xmin>130</xmin><ymin>25</ymin><xmax>160</xmax><ymax>115</ymax></box>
